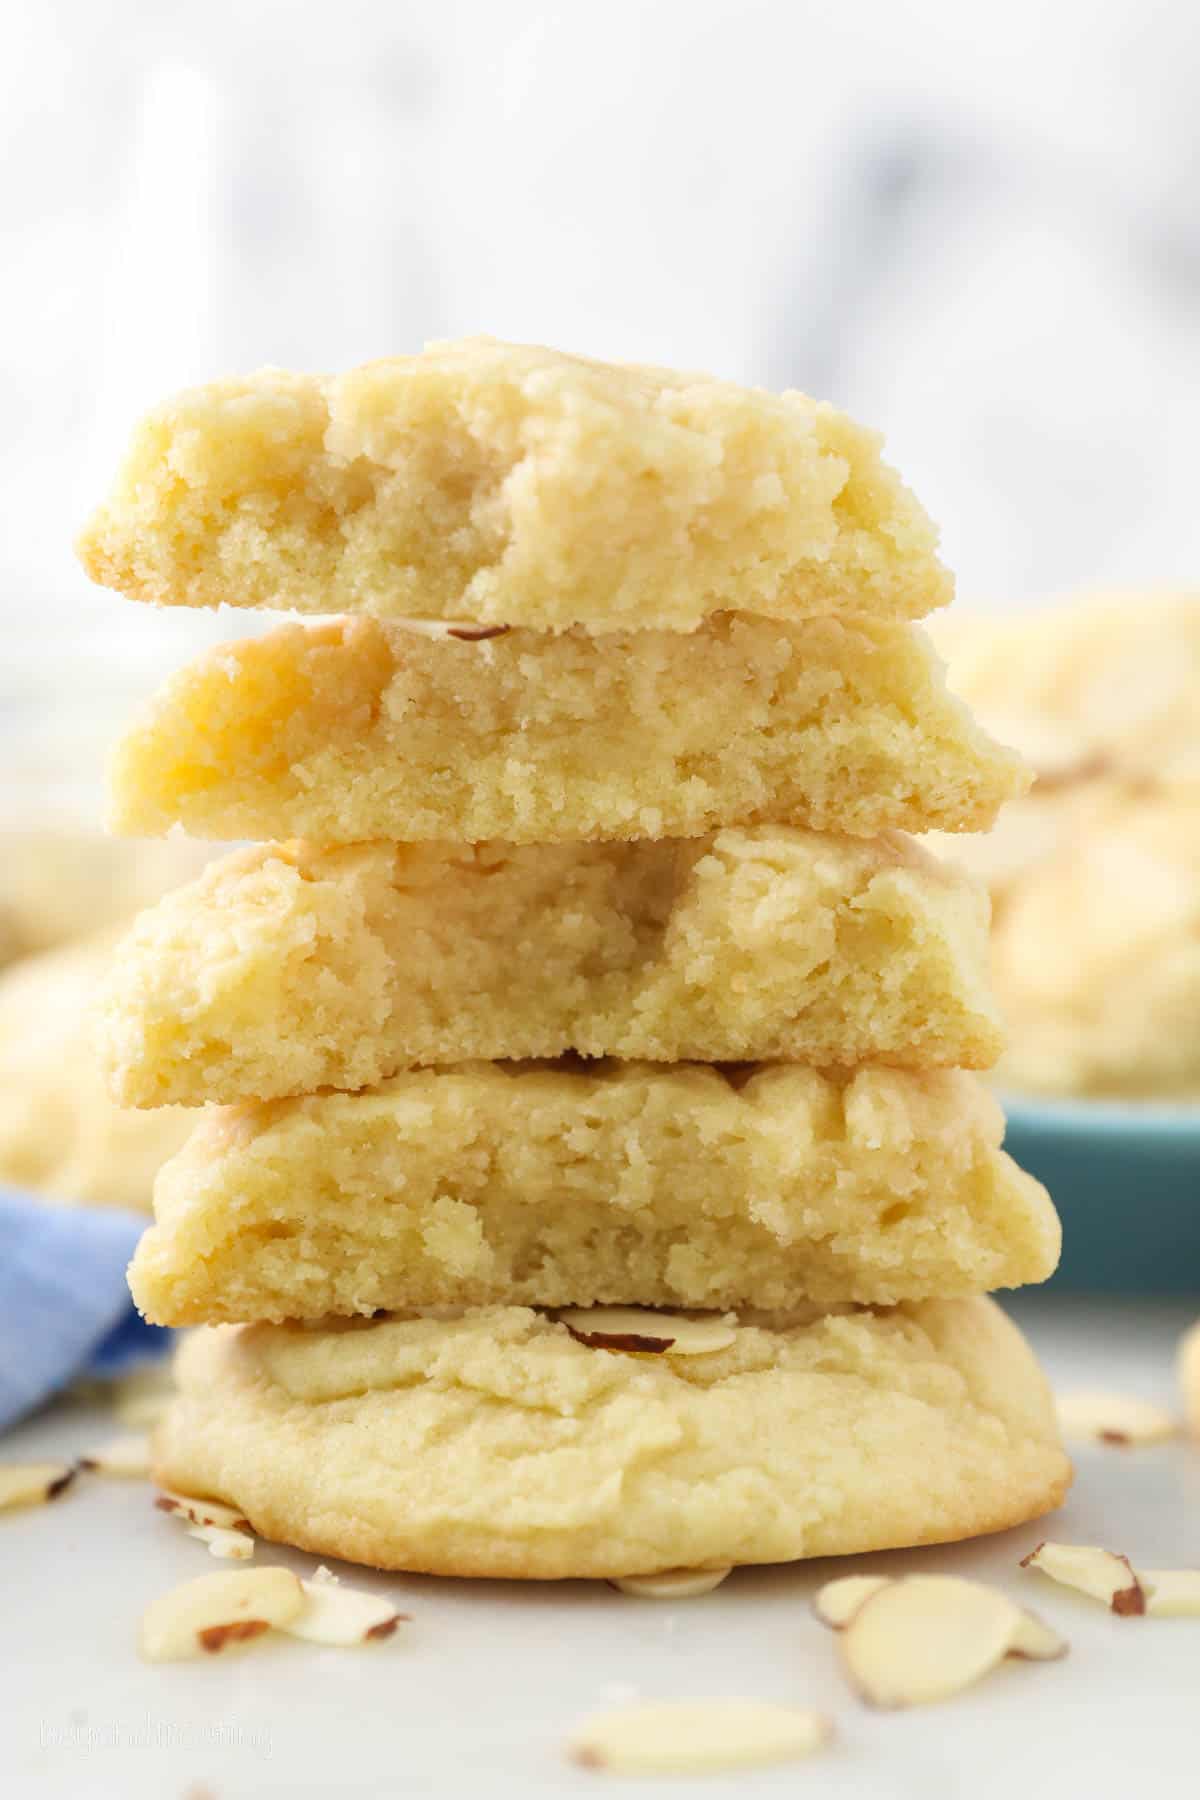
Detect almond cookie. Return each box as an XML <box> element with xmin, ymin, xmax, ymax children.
<box><xmin>109</xmin><ymin>614</ymin><xmax>1024</xmax><ymax>845</ymax></box>
<box><xmin>131</xmin><ymin>1062</ymin><xmax>1059</xmax><ymax>1324</ymax></box>
<box><xmin>0</xmin><ymin>830</ymin><xmax>209</xmax><ymax>969</ymax></box>
<box><xmin>0</xmin><ymin>934</ymin><xmax>192</xmax><ymax>1209</ymax></box>
<box><xmin>154</xmin><ymin>1300</ymin><xmax>1070</xmax><ymax>1579</ymax></box>
<box><xmin>932</xmin><ymin>594</ymin><xmax>1200</xmax><ymax>1096</ymax></box>
<box><xmin>77</xmin><ymin>337</ymin><xmax>951</xmax><ymax>633</ymax></box>
<box><xmin>97</xmin><ymin>828</ymin><xmax>1003</xmax><ymax>1108</ymax></box>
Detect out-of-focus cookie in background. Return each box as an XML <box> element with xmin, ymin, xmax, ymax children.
<box><xmin>929</xmin><ymin>591</ymin><xmax>1200</xmax><ymax>1292</ymax></box>
<box><xmin>0</xmin><ymin>834</ymin><xmax>206</xmax><ymax>1210</ymax></box>
<box><xmin>930</xmin><ymin>592</ymin><xmax>1200</xmax><ymax>1103</ymax></box>
<box><xmin>0</xmin><ymin>831</ymin><xmax>210</xmax><ymax>971</ymax></box>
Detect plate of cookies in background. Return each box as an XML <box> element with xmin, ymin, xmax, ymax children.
<box><xmin>932</xmin><ymin>593</ymin><xmax>1200</xmax><ymax>1291</ymax></box>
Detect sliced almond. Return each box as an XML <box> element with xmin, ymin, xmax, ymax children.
<box><xmin>140</xmin><ymin>1567</ymin><xmax>304</xmax><ymax>1662</ymax></box>
<box><xmin>568</xmin><ymin>1700</ymin><xmax>831</xmax><ymax>1773</ymax></box>
<box><xmin>557</xmin><ymin>1307</ymin><xmax>736</xmax><ymax>1356</ymax></box>
<box><xmin>390</xmin><ymin>618</ymin><xmax>511</xmax><ymax>642</ymax></box>
<box><xmin>281</xmin><ymin>1575</ymin><xmax>408</xmax><ymax>1646</ymax></box>
<box><xmin>1177</xmin><ymin>1321</ymin><xmax>1200</xmax><ymax>1437</ymax></box>
<box><xmin>155</xmin><ymin>1489</ymin><xmax>252</xmax><ymax>1534</ymax></box>
<box><xmin>1020</xmin><ymin>1542</ymin><xmax>1146</xmax><ymax>1616</ymax></box>
<box><xmin>813</xmin><ymin>1574</ymin><xmax>892</xmax><ymax>1629</ymax></box>
<box><xmin>839</xmin><ymin>1575</ymin><xmax>1023</xmax><ymax>1707</ymax></box>
<box><xmin>1007</xmin><ymin>1607</ymin><xmax>1069</xmax><ymax>1661</ymax></box>
<box><xmin>186</xmin><ymin>1521</ymin><xmax>255</xmax><ymax>1561</ymax></box>
<box><xmin>1055</xmin><ymin>1389</ymin><xmax>1176</xmax><ymax>1446</ymax></box>
<box><xmin>79</xmin><ymin>1434</ymin><xmax>152</xmax><ymax>1478</ymax></box>
<box><xmin>0</xmin><ymin>1462</ymin><xmax>76</xmax><ymax>1511</ymax></box>
<box><xmin>1141</xmin><ymin>1570</ymin><xmax>1200</xmax><ymax>1617</ymax></box>
<box><xmin>612</xmin><ymin>1568</ymin><xmax>732</xmax><ymax>1600</ymax></box>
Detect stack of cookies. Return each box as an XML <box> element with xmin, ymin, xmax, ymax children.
<box><xmin>79</xmin><ymin>339</ymin><xmax>1070</xmax><ymax>1580</ymax></box>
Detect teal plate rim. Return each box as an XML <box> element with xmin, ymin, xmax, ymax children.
<box><xmin>1001</xmin><ymin>1091</ymin><xmax>1200</xmax><ymax>1140</ymax></box>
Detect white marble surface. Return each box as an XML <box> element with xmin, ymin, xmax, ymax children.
<box><xmin>5</xmin><ymin>1296</ymin><xmax>1198</xmax><ymax>1800</ymax></box>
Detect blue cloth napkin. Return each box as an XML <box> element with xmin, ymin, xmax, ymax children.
<box><xmin>0</xmin><ymin>1189</ymin><xmax>169</xmax><ymax>1432</ymax></box>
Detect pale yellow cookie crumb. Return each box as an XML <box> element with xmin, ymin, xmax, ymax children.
<box><xmin>131</xmin><ymin>1062</ymin><xmax>1059</xmax><ymax>1325</ymax></box>
<box><xmin>77</xmin><ymin>337</ymin><xmax>952</xmax><ymax>633</ymax></box>
<box><xmin>96</xmin><ymin>827</ymin><xmax>1004</xmax><ymax>1108</ymax></box>
<box><xmin>109</xmin><ymin>613</ymin><xmax>1025</xmax><ymax>845</ymax></box>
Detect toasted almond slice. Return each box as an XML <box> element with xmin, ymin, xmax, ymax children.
<box><xmin>186</xmin><ymin>1521</ymin><xmax>255</xmax><ymax>1561</ymax></box>
<box><xmin>156</xmin><ymin>1488</ymin><xmax>251</xmax><ymax>1533</ymax></box>
<box><xmin>568</xmin><ymin>1700</ymin><xmax>831</xmax><ymax>1773</ymax></box>
<box><xmin>0</xmin><ymin>1462</ymin><xmax>76</xmax><ymax>1511</ymax></box>
<box><xmin>1178</xmin><ymin>1322</ymin><xmax>1200</xmax><ymax>1437</ymax></box>
<box><xmin>389</xmin><ymin>618</ymin><xmax>511</xmax><ymax>642</ymax></box>
<box><xmin>557</xmin><ymin>1307</ymin><xmax>736</xmax><ymax>1356</ymax></box>
<box><xmin>1007</xmin><ymin>1607</ymin><xmax>1069</xmax><ymax>1661</ymax></box>
<box><xmin>281</xmin><ymin>1576</ymin><xmax>408</xmax><ymax>1646</ymax></box>
<box><xmin>612</xmin><ymin>1568</ymin><xmax>732</xmax><ymax>1600</ymax></box>
<box><xmin>140</xmin><ymin>1567</ymin><xmax>304</xmax><ymax>1661</ymax></box>
<box><xmin>839</xmin><ymin>1575</ymin><xmax>1023</xmax><ymax>1707</ymax></box>
<box><xmin>813</xmin><ymin>1574</ymin><xmax>893</xmax><ymax>1629</ymax></box>
<box><xmin>1141</xmin><ymin>1570</ymin><xmax>1200</xmax><ymax>1617</ymax></box>
<box><xmin>79</xmin><ymin>1434</ymin><xmax>152</xmax><ymax>1478</ymax></box>
<box><xmin>1020</xmin><ymin>1542</ymin><xmax>1145</xmax><ymax>1616</ymax></box>
<box><xmin>445</xmin><ymin>623</ymin><xmax>511</xmax><ymax>641</ymax></box>
<box><xmin>1055</xmin><ymin>1390</ymin><xmax>1176</xmax><ymax>1446</ymax></box>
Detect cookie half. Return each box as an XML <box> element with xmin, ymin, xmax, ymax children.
<box><xmin>97</xmin><ymin>828</ymin><xmax>1003</xmax><ymax>1108</ymax></box>
<box><xmin>154</xmin><ymin>1301</ymin><xmax>1070</xmax><ymax>1579</ymax></box>
<box><xmin>131</xmin><ymin>1063</ymin><xmax>1059</xmax><ymax>1325</ymax></box>
<box><xmin>77</xmin><ymin>337</ymin><xmax>951</xmax><ymax>633</ymax></box>
<box><xmin>108</xmin><ymin>614</ymin><xmax>1024</xmax><ymax>846</ymax></box>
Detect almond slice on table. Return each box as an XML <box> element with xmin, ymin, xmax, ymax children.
<box><xmin>568</xmin><ymin>1700</ymin><xmax>832</xmax><ymax>1774</ymax></box>
<box><xmin>1020</xmin><ymin>1542</ymin><xmax>1146</xmax><ymax>1616</ymax></box>
<box><xmin>0</xmin><ymin>1462</ymin><xmax>77</xmax><ymax>1511</ymax></box>
<box><xmin>155</xmin><ymin>1488</ymin><xmax>252</xmax><ymax>1534</ymax></box>
<box><xmin>79</xmin><ymin>1434</ymin><xmax>152</xmax><ymax>1478</ymax></box>
<box><xmin>186</xmin><ymin>1521</ymin><xmax>255</xmax><ymax>1561</ymax></box>
<box><xmin>1140</xmin><ymin>1570</ymin><xmax>1200</xmax><ymax>1617</ymax></box>
<box><xmin>140</xmin><ymin>1567</ymin><xmax>304</xmax><ymax>1661</ymax></box>
<box><xmin>815</xmin><ymin>1572</ymin><xmax>1066</xmax><ymax>1661</ymax></box>
<box><xmin>282</xmin><ymin>1572</ymin><xmax>408</xmax><ymax>1646</ymax></box>
<box><xmin>813</xmin><ymin>1574</ymin><xmax>892</xmax><ymax>1629</ymax></box>
<box><xmin>556</xmin><ymin>1307</ymin><xmax>736</xmax><ymax>1356</ymax></box>
<box><xmin>612</xmin><ymin>1568</ymin><xmax>732</xmax><ymax>1599</ymax></box>
<box><xmin>1177</xmin><ymin>1322</ymin><xmax>1200</xmax><ymax>1436</ymax></box>
<box><xmin>839</xmin><ymin>1575</ymin><xmax>1028</xmax><ymax>1707</ymax></box>
<box><xmin>1006</xmin><ymin>1607</ymin><xmax>1069</xmax><ymax>1660</ymax></box>
<box><xmin>1055</xmin><ymin>1389</ymin><xmax>1176</xmax><ymax>1446</ymax></box>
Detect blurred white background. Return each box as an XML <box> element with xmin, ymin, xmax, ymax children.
<box><xmin>5</xmin><ymin>0</ymin><xmax>1200</xmax><ymax>819</ymax></box>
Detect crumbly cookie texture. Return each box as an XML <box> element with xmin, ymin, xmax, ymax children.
<box><xmin>931</xmin><ymin>594</ymin><xmax>1200</xmax><ymax>1097</ymax></box>
<box><xmin>131</xmin><ymin>1062</ymin><xmax>1059</xmax><ymax>1325</ymax></box>
<box><xmin>0</xmin><ymin>934</ymin><xmax>192</xmax><ymax>1210</ymax></box>
<box><xmin>96</xmin><ymin>828</ymin><xmax>1003</xmax><ymax>1109</ymax></box>
<box><xmin>110</xmin><ymin>614</ymin><xmax>1025</xmax><ymax>845</ymax></box>
<box><xmin>76</xmin><ymin>337</ymin><xmax>952</xmax><ymax>633</ymax></box>
<box><xmin>154</xmin><ymin>1300</ymin><xmax>1070</xmax><ymax>1579</ymax></box>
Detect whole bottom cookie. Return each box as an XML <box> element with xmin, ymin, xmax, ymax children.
<box><xmin>156</xmin><ymin>1300</ymin><xmax>1070</xmax><ymax>1580</ymax></box>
